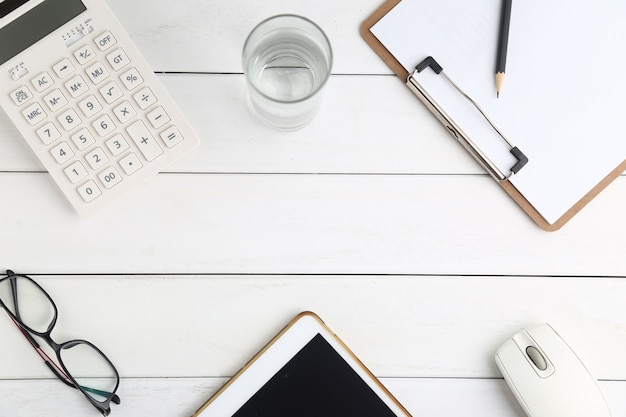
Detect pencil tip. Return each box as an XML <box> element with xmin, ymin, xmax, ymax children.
<box><xmin>497</xmin><ymin>91</ymin><xmax>500</xmax><ymax>98</ymax></box>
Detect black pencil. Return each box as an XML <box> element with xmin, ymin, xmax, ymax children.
<box><xmin>496</xmin><ymin>0</ymin><xmax>512</xmax><ymax>97</ymax></box>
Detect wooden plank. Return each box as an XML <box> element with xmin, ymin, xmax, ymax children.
<box><xmin>0</xmin><ymin>74</ymin><xmax>475</xmax><ymax>174</ymax></box>
<box><xmin>0</xmin><ymin>275</ymin><xmax>624</xmax><ymax>379</ymax></box>
<box><xmin>106</xmin><ymin>0</ymin><xmax>392</xmax><ymax>74</ymax></box>
<box><xmin>0</xmin><ymin>377</ymin><xmax>623</xmax><ymax>417</ymax></box>
<box><xmin>1</xmin><ymin>173</ymin><xmax>626</xmax><ymax>274</ymax></box>
<box><xmin>5</xmin><ymin>72</ymin><xmax>626</xmax><ymax>177</ymax></box>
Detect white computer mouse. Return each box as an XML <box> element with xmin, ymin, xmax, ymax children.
<box><xmin>495</xmin><ymin>323</ymin><xmax>612</xmax><ymax>417</ymax></box>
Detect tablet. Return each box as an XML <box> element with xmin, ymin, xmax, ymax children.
<box><xmin>192</xmin><ymin>311</ymin><xmax>412</xmax><ymax>417</ymax></box>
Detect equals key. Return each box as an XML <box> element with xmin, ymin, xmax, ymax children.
<box><xmin>160</xmin><ymin>126</ymin><xmax>184</xmax><ymax>148</ymax></box>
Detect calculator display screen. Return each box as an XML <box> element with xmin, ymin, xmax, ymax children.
<box><xmin>0</xmin><ymin>0</ymin><xmax>86</xmax><ymax>65</ymax></box>
<box><xmin>0</xmin><ymin>0</ymin><xmax>30</xmax><ymax>18</ymax></box>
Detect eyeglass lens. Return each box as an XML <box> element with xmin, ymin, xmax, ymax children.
<box><xmin>60</xmin><ymin>342</ymin><xmax>119</xmax><ymax>403</ymax></box>
<box><xmin>0</xmin><ymin>275</ymin><xmax>55</xmax><ymax>333</ymax></box>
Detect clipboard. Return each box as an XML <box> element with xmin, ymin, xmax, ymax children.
<box><xmin>361</xmin><ymin>0</ymin><xmax>626</xmax><ymax>231</ymax></box>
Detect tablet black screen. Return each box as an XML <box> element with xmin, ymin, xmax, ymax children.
<box><xmin>233</xmin><ymin>333</ymin><xmax>398</xmax><ymax>417</ymax></box>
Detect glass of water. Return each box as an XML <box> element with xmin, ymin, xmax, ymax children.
<box><xmin>242</xmin><ymin>15</ymin><xmax>333</xmax><ymax>131</ymax></box>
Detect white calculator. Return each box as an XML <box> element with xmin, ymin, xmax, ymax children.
<box><xmin>0</xmin><ymin>0</ymin><xmax>200</xmax><ymax>216</ymax></box>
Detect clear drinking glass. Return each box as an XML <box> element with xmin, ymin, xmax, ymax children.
<box><xmin>242</xmin><ymin>14</ymin><xmax>333</xmax><ymax>131</ymax></box>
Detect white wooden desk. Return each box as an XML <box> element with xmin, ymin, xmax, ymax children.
<box><xmin>1</xmin><ymin>1</ymin><xmax>626</xmax><ymax>416</ymax></box>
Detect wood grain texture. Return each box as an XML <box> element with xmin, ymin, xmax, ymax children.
<box><xmin>0</xmin><ymin>276</ymin><xmax>624</xmax><ymax>379</ymax></box>
<box><xmin>0</xmin><ymin>0</ymin><xmax>625</xmax><ymax>415</ymax></box>
<box><xmin>2</xmin><ymin>174</ymin><xmax>626</xmax><ymax>275</ymax></box>
<box><xmin>0</xmin><ymin>377</ymin><xmax>624</xmax><ymax>417</ymax></box>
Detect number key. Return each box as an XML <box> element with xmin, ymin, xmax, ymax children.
<box><xmin>78</xmin><ymin>95</ymin><xmax>103</xmax><ymax>118</ymax></box>
<box><xmin>36</xmin><ymin>122</ymin><xmax>61</xmax><ymax>145</ymax></box>
<box><xmin>64</xmin><ymin>161</ymin><xmax>88</xmax><ymax>184</ymax></box>
<box><xmin>77</xmin><ymin>180</ymin><xmax>102</xmax><ymax>203</ymax></box>
<box><xmin>98</xmin><ymin>166</ymin><xmax>123</xmax><ymax>189</ymax></box>
<box><xmin>57</xmin><ymin>109</ymin><xmax>81</xmax><ymax>132</ymax></box>
<box><xmin>105</xmin><ymin>133</ymin><xmax>129</xmax><ymax>156</ymax></box>
<box><xmin>92</xmin><ymin>114</ymin><xmax>116</xmax><ymax>137</ymax></box>
<box><xmin>71</xmin><ymin>128</ymin><xmax>96</xmax><ymax>151</ymax></box>
<box><xmin>50</xmin><ymin>141</ymin><xmax>75</xmax><ymax>165</ymax></box>
<box><xmin>85</xmin><ymin>147</ymin><xmax>109</xmax><ymax>170</ymax></box>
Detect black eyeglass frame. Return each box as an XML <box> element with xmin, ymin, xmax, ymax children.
<box><xmin>0</xmin><ymin>270</ymin><xmax>120</xmax><ymax>416</ymax></box>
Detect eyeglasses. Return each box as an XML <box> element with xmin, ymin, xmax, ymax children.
<box><xmin>0</xmin><ymin>270</ymin><xmax>120</xmax><ymax>416</ymax></box>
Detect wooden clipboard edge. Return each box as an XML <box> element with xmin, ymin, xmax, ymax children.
<box><xmin>532</xmin><ymin>159</ymin><xmax>626</xmax><ymax>231</ymax></box>
<box><xmin>360</xmin><ymin>0</ymin><xmax>626</xmax><ymax>232</ymax></box>
<box><xmin>360</xmin><ymin>0</ymin><xmax>408</xmax><ymax>81</ymax></box>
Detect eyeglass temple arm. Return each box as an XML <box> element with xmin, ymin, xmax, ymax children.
<box><xmin>6</xmin><ymin>270</ymin><xmax>23</xmax><ymax>323</ymax></box>
<box><xmin>6</xmin><ymin>308</ymin><xmax>121</xmax><ymax>405</ymax></box>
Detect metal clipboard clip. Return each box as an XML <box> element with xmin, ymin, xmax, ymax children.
<box><xmin>406</xmin><ymin>56</ymin><xmax>528</xmax><ymax>182</ymax></box>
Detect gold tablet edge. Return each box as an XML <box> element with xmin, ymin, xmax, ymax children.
<box><xmin>191</xmin><ymin>311</ymin><xmax>412</xmax><ymax>417</ymax></box>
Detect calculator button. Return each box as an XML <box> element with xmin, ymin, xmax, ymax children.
<box><xmin>57</xmin><ymin>109</ymin><xmax>81</xmax><ymax>132</ymax></box>
<box><xmin>113</xmin><ymin>100</ymin><xmax>136</xmax><ymax>124</ymax></box>
<box><xmin>64</xmin><ymin>161</ymin><xmax>88</xmax><ymax>184</ymax></box>
<box><xmin>147</xmin><ymin>107</ymin><xmax>170</xmax><ymax>129</ymax></box>
<box><xmin>98</xmin><ymin>166</ymin><xmax>123</xmax><ymax>189</ymax></box>
<box><xmin>73</xmin><ymin>45</ymin><xmax>96</xmax><ymax>65</ymax></box>
<box><xmin>77</xmin><ymin>180</ymin><xmax>101</xmax><ymax>203</ymax></box>
<box><xmin>36</xmin><ymin>122</ymin><xmax>61</xmax><ymax>145</ymax></box>
<box><xmin>64</xmin><ymin>74</ymin><xmax>89</xmax><ymax>98</ymax></box>
<box><xmin>85</xmin><ymin>61</ymin><xmax>110</xmax><ymax>85</ymax></box>
<box><xmin>105</xmin><ymin>134</ymin><xmax>129</xmax><ymax>156</ymax></box>
<box><xmin>85</xmin><ymin>147</ymin><xmax>109</xmax><ymax>170</ymax></box>
<box><xmin>31</xmin><ymin>71</ymin><xmax>54</xmax><ymax>93</ymax></box>
<box><xmin>106</xmin><ymin>48</ymin><xmax>130</xmax><ymax>71</ymax></box>
<box><xmin>10</xmin><ymin>86</ymin><xmax>33</xmax><ymax>106</ymax></box>
<box><xmin>119</xmin><ymin>152</ymin><xmax>143</xmax><ymax>175</ymax></box>
<box><xmin>71</xmin><ymin>128</ymin><xmax>96</xmax><ymax>151</ymax></box>
<box><xmin>53</xmin><ymin>58</ymin><xmax>75</xmax><ymax>79</ymax></box>
<box><xmin>50</xmin><ymin>141</ymin><xmax>75</xmax><ymax>165</ymax></box>
<box><xmin>43</xmin><ymin>89</ymin><xmax>68</xmax><ymax>112</ymax></box>
<box><xmin>127</xmin><ymin>120</ymin><xmax>163</xmax><ymax>161</ymax></box>
<box><xmin>78</xmin><ymin>95</ymin><xmax>102</xmax><ymax>118</ymax></box>
<box><xmin>93</xmin><ymin>114</ymin><xmax>116</xmax><ymax>137</ymax></box>
<box><xmin>22</xmin><ymin>102</ymin><xmax>47</xmax><ymax>125</ymax></box>
<box><xmin>160</xmin><ymin>126</ymin><xmax>184</xmax><ymax>148</ymax></box>
<box><xmin>95</xmin><ymin>31</ymin><xmax>117</xmax><ymax>51</ymax></box>
<box><xmin>133</xmin><ymin>87</ymin><xmax>157</xmax><ymax>110</ymax></box>
<box><xmin>99</xmin><ymin>81</ymin><xmax>123</xmax><ymax>104</ymax></box>
<box><xmin>120</xmin><ymin>68</ymin><xmax>143</xmax><ymax>91</ymax></box>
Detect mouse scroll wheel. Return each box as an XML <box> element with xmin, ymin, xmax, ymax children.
<box><xmin>525</xmin><ymin>346</ymin><xmax>548</xmax><ymax>371</ymax></box>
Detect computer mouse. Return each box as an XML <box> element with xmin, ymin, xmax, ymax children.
<box><xmin>495</xmin><ymin>323</ymin><xmax>612</xmax><ymax>417</ymax></box>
